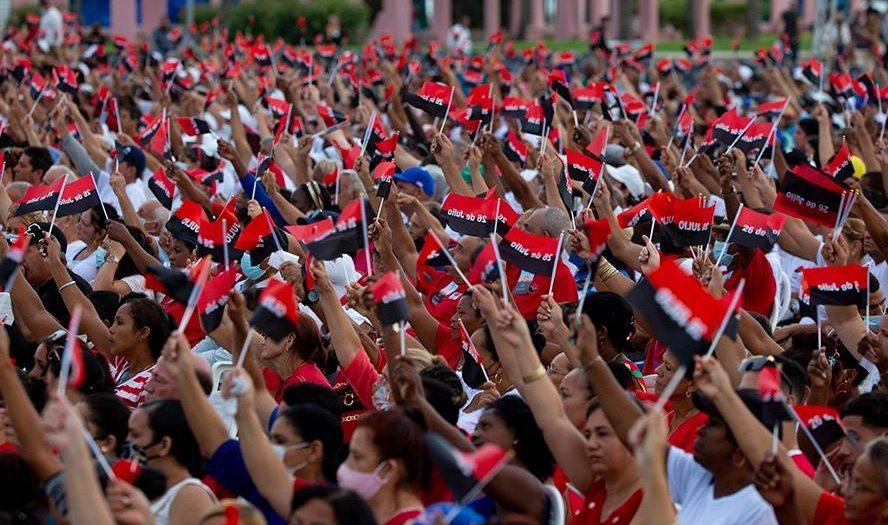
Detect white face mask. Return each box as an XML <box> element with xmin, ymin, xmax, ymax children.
<box><xmin>271</xmin><ymin>442</ymin><xmax>310</xmax><ymax>475</ymax></box>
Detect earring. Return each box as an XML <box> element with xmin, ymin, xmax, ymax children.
<box><xmin>493</xmin><ymin>370</ymin><xmax>503</xmax><ymax>384</ymax></box>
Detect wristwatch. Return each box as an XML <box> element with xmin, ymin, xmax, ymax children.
<box><xmin>105</xmin><ymin>255</ymin><xmax>121</xmax><ymax>264</ymax></box>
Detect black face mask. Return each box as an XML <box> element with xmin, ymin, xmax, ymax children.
<box><xmin>121</xmin><ymin>439</ymin><xmax>161</xmax><ymax>465</ymax></box>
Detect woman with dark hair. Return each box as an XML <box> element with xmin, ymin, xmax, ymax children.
<box><xmin>77</xmin><ymin>393</ymin><xmax>130</xmax><ymax>461</ymax></box>
<box><xmin>579</xmin><ymin>292</ymin><xmax>646</xmax><ymax>391</ymax></box>
<box><xmin>290</xmin><ymin>485</ymin><xmax>378</xmax><ymax>525</ymax></box>
<box><xmin>338</xmin><ymin>410</ymin><xmax>427</xmax><ymax>525</ymax></box>
<box><xmin>128</xmin><ymin>398</ymin><xmax>216</xmax><ymax>525</ymax></box>
<box><xmin>258</xmin><ymin>313</ymin><xmax>330</xmax><ymax>401</ymax></box>
<box><xmin>164</xmin><ymin>332</ymin><xmax>342</xmax><ymax>524</ymax></box>
<box><xmin>67</xmin><ymin>204</ymin><xmax>120</xmax><ymax>282</ymax></box>
<box><xmin>108</xmin><ymin>298</ymin><xmax>172</xmax><ymax>409</ymax></box>
<box><xmin>473</xmin><ymin>395</ymin><xmax>555</xmax><ymax>482</ymax></box>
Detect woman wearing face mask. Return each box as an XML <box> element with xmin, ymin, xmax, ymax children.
<box><xmin>77</xmin><ymin>392</ymin><xmax>131</xmax><ymax>463</ymax></box>
<box><xmin>226</xmin><ymin>365</ymin><xmax>343</xmax><ymax>520</ymax></box>
<box><xmin>163</xmin><ymin>332</ymin><xmax>340</xmax><ymax>525</ymax></box>
<box><xmin>338</xmin><ymin>410</ymin><xmax>428</xmax><ymax>525</ymax></box>
<box><xmin>127</xmin><ymin>398</ymin><xmax>216</xmax><ymax>525</ymax></box>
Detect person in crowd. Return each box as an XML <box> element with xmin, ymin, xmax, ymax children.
<box><xmin>2</xmin><ymin>8</ymin><xmax>888</xmax><ymax>525</ymax></box>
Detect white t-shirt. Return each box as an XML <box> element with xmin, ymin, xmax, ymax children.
<box><xmin>39</xmin><ymin>7</ymin><xmax>64</xmax><ymax>47</ymax></box>
<box><xmin>667</xmin><ymin>447</ymin><xmax>778</xmax><ymax>525</ymax></box>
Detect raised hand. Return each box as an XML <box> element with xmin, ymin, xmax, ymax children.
<box><xmin>753</xmin><ymin>453</ymin><xmax>796</xmax><ymax>509</ymax></box>
<box><xmin>692</xmin><ymin>355</ymin><xmax>733</xmax><ymax>399</ymax></box>
<box><xmin>638</xmin><ymin>234</ymin><xmax>660</xmax><ymax>274</ymax></box>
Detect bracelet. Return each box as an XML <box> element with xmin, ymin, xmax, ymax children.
<box><xmin>58</xmin><ymin>281</ymin><xmax>76</xmax><ymax>292</ymax></box>
<box><xmin>105</xmin><ymin>255</ymin><xmax>121</xmax><ymax>264</ymax></box>
<box><xmin>522</xmin><ymin>366</ymin><xmax>547</xmax><ymax>385</ymax></box>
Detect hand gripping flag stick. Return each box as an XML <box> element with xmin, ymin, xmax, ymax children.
<box><xmin>489</xmin><ymin>233</ymin><xmax>509</xmax><ymax>304</ymax></box>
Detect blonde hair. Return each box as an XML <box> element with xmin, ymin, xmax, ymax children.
<box><xmin>842</xmin><ymin>217</ymin><xmax>865</xmax><ymax>242</ymax></box>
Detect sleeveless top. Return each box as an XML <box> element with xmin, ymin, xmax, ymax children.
<box><xmin>149</xmin><ymin>478</ymin><xmax>216</xmax><ymax>525</ymax></box>
<box><xmin>569</xmin><ymin>480</ymin><xmax>643</xmax><ymax>525</ymax></box>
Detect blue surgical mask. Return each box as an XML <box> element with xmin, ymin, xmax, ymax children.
<box><xmin>713</xmin><ymin>241</ymin><xmax>734</xmax><ymax>268</ymax></box>
<box><xmin>95</xmin><ymin>247</ymin><xmax>107</xmax><ymax>268</ymax></box>
<box><xmin>867</xmin><ymin>315</ymin><xmax>882</xmax><ymax>330</ymax></box>
<box><xmin>240</xmin><ymin>252</ymin><xmax>265</xmax><ymax>281</ymax></box>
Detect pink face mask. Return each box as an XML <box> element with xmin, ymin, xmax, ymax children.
<box><xmin>336</xmin><ymin>462</ymin><xmax>388</xmax><ymax>500</ymax></box>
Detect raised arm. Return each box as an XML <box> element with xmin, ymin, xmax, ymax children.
<box><xmin>164</xmin><ymin>332</ymin><xmax>231</xmax><ymax>459</ymax></box>
<box><xmin>0</xmin><ymin>327</ymin><xmax>62</xmax><ymax>481</ymax></box>
<box><xmin>479</xmin><ymin>133</ymin><xmax>544</xmax><ymax>210</ymax></box>
<box><xmin>472</xmin><ymin>287</ymin><xmax>595</xmax><ymax>491</ymax></box>
<box><xmin>430</xmin><ymin>133</ymin><xmax>474</xmax><ymax>197</ymax></box>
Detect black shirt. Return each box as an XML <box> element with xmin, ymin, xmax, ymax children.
<box><xmin>36</xmin><ymin>271</ymin><xmax>93</xmax><ymax>327</ymax></box>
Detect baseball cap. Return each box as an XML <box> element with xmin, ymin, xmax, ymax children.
<box><xmin>120</xmin><ymin>144</ymin><xmax>146</xmax><ymax>174</ymax></box>
<box><xmin>26</xmin><ymin>222</ymin><xmax>67</xmax><ymax>253</ymax></box>
<box><xmin>394</xmin><ymin>166</ymin><xmax>435</xmax><ymax>197</ymax></box>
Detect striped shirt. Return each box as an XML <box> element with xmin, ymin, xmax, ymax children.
<box><xmin>111</xmin><ymin>356</ymin><xmax>155</xmax><ymax>410</ymax></box>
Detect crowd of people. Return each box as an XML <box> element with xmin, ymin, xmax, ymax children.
<box><xmin>1</xmin><ymin>1</ymin><xmax>888</xmax><ymax>524</ymax></box>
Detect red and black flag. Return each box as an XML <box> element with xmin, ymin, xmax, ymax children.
<box><xmin>101</xmin><ymin>97</ymin><xmax>121</xmax><ymax>133</ymax></box>
<box><xmin>285</xmin><ymin>219</ymin><xmax>334</xmax><ymax>245</ymax></box>
<box><xmin>304</xmin><ymin>198</ymin><xmax>371</xmax><ymax>261</ymax></box>
<box><xmin>0</xmin><ymin>227</ymin><xmax>28</xmax><ymax>291</ymax></box>
<box><xmin>165</xmin><ymin>200</ymin><xmax>208</xmax><ymax>245</ymax></box>
<box><xmin>250</xmin><ymin>278</ymin><xmax>300</xmax><ymax>342</ymax></box>
<box><xmin>468</xmin><ymin>242</ymin><xmax>502</xmax><ymax>285</ymax></box>
<box><xmin>55</xmin><ymin>176</ymin><xmax>102</xmax><ymax>218</ymax></box>
<box><xmin>548</xmin><ymin>69</ymin><xmax>573</xmax><ymax>109</ymax></box>
<box><xmin>145</xmin><ymin>264</ymin><xmax>197</xmax><ymax>305</ymax></box>
<box><xmin>197</xmin><ymin>268</ymin><xmax>239</xmax><ymax>333</ymax></box>
<box><xmin>458</xmin><ymin>319</ymin><xmax>488</xmax><ymax>388</ymax></box>
<box><xmin>425</xmin><ymin>433</ymin><xmax>509</xmax><ymax>501</ymax></box>
<box><xmin>758</xmin><ymin>98</ymin><xmax>788</xmax><ymax>119</ymax></box>
<box><xmin>159</xmin><ymin>59</ymin><xmax>179</xmax><ymax>91</ymax></box>
<box><xmin>176</xmin><ymin>117</ymin><xmax>212</xmax><ymax>137</ymax></box>
<box><xmin>710</xmin><ymin>108</ymin><xmax>752</xmax><ymax>147</ymax></box>
<box><xmin>493</xmin><ymin>131</ymin><xmax>526</xmax><ymax>168</ymax></box>
<box><xmin>617</xmin><ymin>198</ymin><xmax>653</xmax><ymax>228</ymax></box>
<box><xmin>582</xmin><ymin>217</ymin><xmax>611</xmax><ymax>273</ymax></box>
<box><xmin>14</xmin><ymin>177</ymin><xmax>64</xmax><ymax>216</ymax></box>
<box><xmin>370</xmin><ymin>271</ymin><xmax>409</xmax><ymax>327</ymax></box>
<box><xmin>519</xmin><ymin>103</ymin><xmax>545</xmax><ymax>136</ymax></box>
<box><xmin>405</xmin><ymin>81</ymin><xmax>452</xmax><ymax>118</ymax></box>
<box><xmin>373</xmin><ymin>161</ymin><xmax>396</xmax><ymax>199</ymax></box>
<box><xmin>649</xmin><ymin>191</ymin><xmax>675</xmax><ymax>227</ymax></box>
<box><xmin>758</xmin><ymin>362</ymin><xmax>791</xmax><ymax>429</ymax></box>
<box><xmin>731</xmin><ymin>208</ymin><xmax>786</xmax><ymax>251</ymax></box>
<box><xmin>316</xmin><ymin>103</ymin><xmax>347</xmax><ymax>127</ymax></box>
<box><xmin>441</xmin><ymin>193</ymin><xmax>499</xmax><ymax>238</ymax></box>
<box><xmin>234</xmin><ymin>212</ymin><xmax>285</xmax><ymax>260</ymax></box>
<box><xmin>824</xmin><ymin>142</ymin><xmax>854</xmax><ymax>181</ymax></box>
<box><xmin>626</xmin><ymin>257</ymin><xmax>740</xmax><ymax>364</ymax></box>
<box><xmin>572</xmin><ymin>84</ymin><xmax>605</xmax><ymax>110</ymax></box>
<box><xmin>487</xmin><ymin>188</ymin><xmax>519</xmax><ymax>234</ymax></box>
<box><xmin>28</xmin><ymin>72</ymin><xmax>47</xmax><ymax>101</ymax></box>
<box><xmin>794</xmin><ymin>405</ymin><xmax>846</xmax><ymax>452</ymax></box>
<box><xmin>498</xmin><ymin>227</ymin><xmax>561</xmax><ymax>275</ymax></box>
<box><xmin>500</xmin><ymin>96</ymin><xmax>530</xmax><ymax>119</ymax></box>
<box><xmin>633</xmin><ymin>42</ymin><xmax>654</xmax><ymax>64</ymax></box>
<box><xmin>800</xmin><ymin>265</ymin><xmax>868</xmax><ymax>308</ymax></box>
<box><xmin>736</xmin><ymin>122</ymin><xmax>773</xmax><ymax>154</ymax></box>
<box><xmin>52</xmin><ymin>65</ymin><xmax>78</xmax><ymax>95</ymax></box>
<box><xmin>148</xmin><ymin>167</ymin><xmax>176</xmax><ymax>210</ymax></box>
<box><xmin>774</xmin><ymin>163</ymin><xmax>845</xmax><ymax>228</ymax></box>
<box><xmin>466</xmin><ymin>84</ymin><xmax>494</xmax><ymax>125</ymax></box>
<box><xmin>671</xmin><ymin>197</ymin><xmax>715</xmax><ymax>247</ymax></box>
<box><xmin>138</xmin><ymin>111</ymin><xmax>165</xmax><ymax>149</ymax></box>
<box><xmin>539</xmin><ymin>93</ymin><xmax>555</xmax><ymax>128</ymax></box>
<box><xmin>566</xmin><ymin>148</ymin><xmax>601</xmax><ymax>185</ymax></box>
<box><xmin>250</xmin><ymin>42</ymin><xmax>273</xmax><ymax>70</ymax></box>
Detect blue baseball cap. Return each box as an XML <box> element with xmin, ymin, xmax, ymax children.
<box><xmin>120</xmin><ymin>144</ymin><xmax>146</xmax><ymax>174</ymax></box>
<box><xmin>394</xmin><ymin>166</ymin><xmax>435</xmax><ymax>197</ymax></box>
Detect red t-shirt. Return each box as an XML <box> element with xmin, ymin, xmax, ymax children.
<box><xmin>642</xmin><ymin>338</ymin><xmax>668</xmax><ymax>376</ymax></box>
<box><xmin>668</xmin><ymin>411</ymin><xmax>708</xmax><ymax>452</ymax></box>
<box><xmin>552</xmin><ymin>466</ymin><xmax>585</xmax><ymax>518</ymax></box>
<box><xmin>263</xmin><ymin>362</ymin><xmax>331</xmax><ymax>403</ymax></box>
<box><xmin>434</xmin><ymin>323</ymin><xmax>462</xmax><ymax>369</ymax></box>
<box><xmin>726</xmin><ymin>249</ymin><xmax>776</xmax><ymax>317</ymax></box>
<box><xmin>341</xmin><ymin>350</ymin><xmax>381</xmax><ymax>411</ymax></box>
<box><xmin>569</xmin><ymin>480</ymin><xmax>644</xmax><ymax>525</ymax></box>
<box><xmin>416</xmin><ymin>268</ymin><xmax>465</xmax><ymax>325</ymax></box>
<box><xmin>507</xmin><ymin>262</ymin><xmax>579</xmax><ymax>320</ymax></box>
<box><xmin>814</xmin><ymin>491</ymin><xmax>847</xmax><ymax>525</ymax></box>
